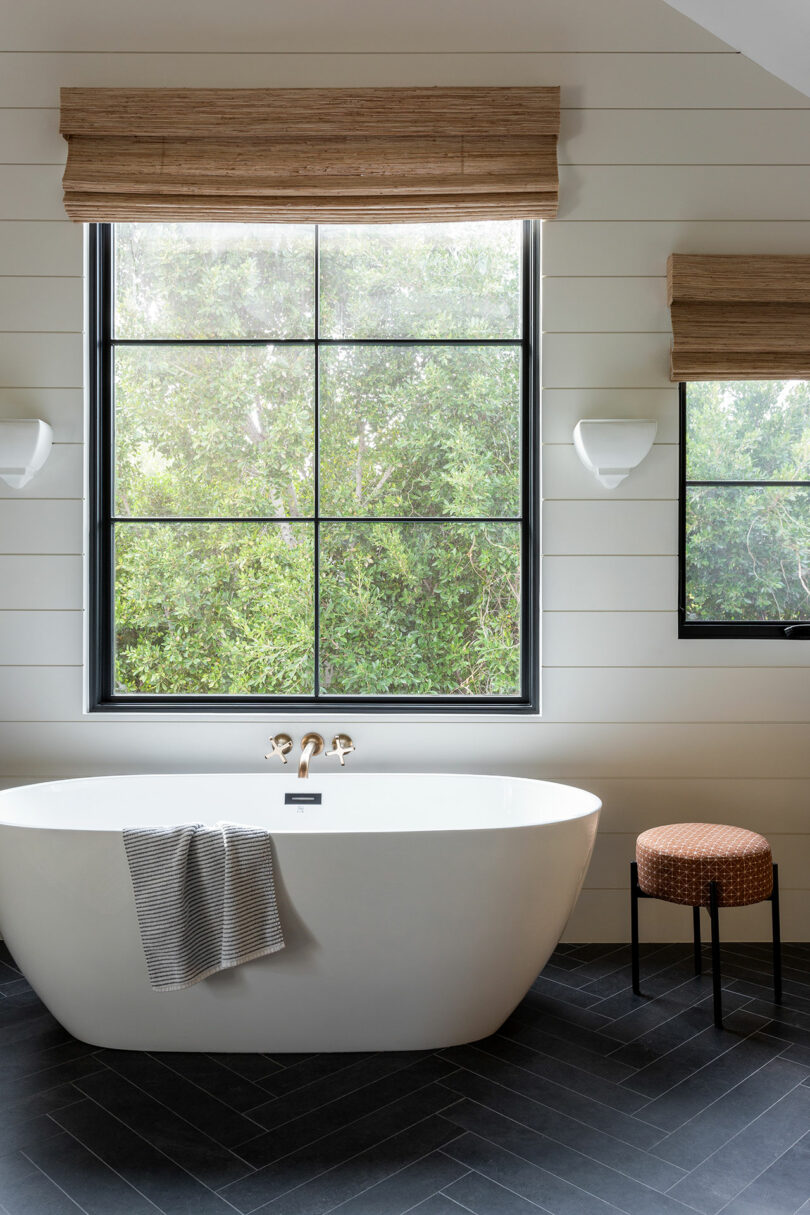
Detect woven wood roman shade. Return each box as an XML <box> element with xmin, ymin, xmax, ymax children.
<box><xmin>59</xmin><ymin>86</ymin><xmax>560</xmax><ymax>223</ymax></box>
<box><xmin>668</xmin><ymin>254</ymin><xmax>810</xmax><ymax>380</ymax></box>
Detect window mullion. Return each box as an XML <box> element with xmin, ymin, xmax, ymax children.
<box><xmin>314</xmin><ymin>224</ymin><xmax>321</xmax><ymax>699</ymax></box>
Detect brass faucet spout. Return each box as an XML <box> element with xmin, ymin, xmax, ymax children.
<box><xmin>298</xmin><ymin>741</ymin><xmax>316</xmax><ymax>779</ymax></box>
<box><xmin>298</xmin><ymin>732</ymin><xmax>324</xmax><ymax>779</ymax></box>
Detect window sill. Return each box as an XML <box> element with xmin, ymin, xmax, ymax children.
<box><xmin>679</xmin><ymin>622</ymin><xmax>810</xmax><ymax>640</ymax></box>
<box><xmin>83</xmin><ymin>697</ymin><xmax>541</xmax><ymax>723</ymax></box>
<box><xmin>81</xmin><ymin>707</ymin><xmax>542</xmax><ymax>724</ymax></box>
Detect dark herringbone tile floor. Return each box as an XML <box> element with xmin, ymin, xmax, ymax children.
<box><xmin>1</xmin><ymin>940</ymin><xmax>809</xmax><ymax>1215</ymax></box>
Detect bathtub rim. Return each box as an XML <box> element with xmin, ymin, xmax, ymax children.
<box><xmin>0</xmin><ymin>771</ymin><xmax>602</xmax><ymax>833</ymax></box>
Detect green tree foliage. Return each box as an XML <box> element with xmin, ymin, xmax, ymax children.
<box><xmin>112</xmin><ymin>221</ymin><xmax>524</xmax><ymax>696</ymax></box>
<box><xmin>686</xmin><ymin>380</ymin><xmax>810</xmax><ymax>622</ymax></box>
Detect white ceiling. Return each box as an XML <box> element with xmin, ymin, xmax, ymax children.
<box><xmin>663</xmin><ymin>0</ymin><xmax>810</xmax><ymax>99</ymax></box>
<box><xmin>0</xmin><ymin>0</ymin><xmax>728</xmax><ymax>54</ymax></box>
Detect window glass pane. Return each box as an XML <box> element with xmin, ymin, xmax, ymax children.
<box><xmin>319</xmin><ymin>346</ymin><xmax>520</xmax><ymax>518</ymax></box>
<box><xmin>685</xmin><ymin>485</ymin><xmax>810</xmax><ymax>622</ymax></box>
<box><xmin>686</xmin><ymin>380</ymin><xmax>810</xmax><ymax>481</ymax></box>
<box><xmin>114</xmin><ymin>223</ymin><xmax>315</xmax><ymax>339</ymax></box>
<box><xmin>114</xmin><ymin>346</ymin><xmax>314</xmax><ymax>517</ymax></box>
<box><xmin>319</xmin><ymin>221</ymin><xmax>522</xmax><ymax>339</ymax></box>
<box><xmin>114</xmin><ymin>523</ymin><xmax>314</xmax><ymax>693</ymax></box>
<box><xmin>319</xmin><ymin>522</ymin><xmax>521</xmax><ymax>695</ymax></box>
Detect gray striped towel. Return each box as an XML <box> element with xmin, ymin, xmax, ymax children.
<box><xmin>123</xmin><ymin>822</ymin><xmax>285</xmax><ymax>992</ymax></box>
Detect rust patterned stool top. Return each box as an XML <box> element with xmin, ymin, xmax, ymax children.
<box><xmin>636</xmin><ymin>822</ymin><xmax>773</xmax><ymax>908</ymax></box>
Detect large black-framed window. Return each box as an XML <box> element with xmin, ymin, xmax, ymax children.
<box><xmin>680</xmin><ymin>379</ymin><xmax>810</xmax><ymax>639</ymax></box>
<box><xmin>88</xmin><ymin>220</ymin><xmax>540</xmax><ymax>713</ymax></box>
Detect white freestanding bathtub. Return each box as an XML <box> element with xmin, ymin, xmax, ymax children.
<box><xmin>0</xmin><ymin>773</ymin><xmax>600</xmax><ymax>1052</ymax></box>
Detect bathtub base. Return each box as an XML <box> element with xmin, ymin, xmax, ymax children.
<box><xmin>55</xmin><ymin>989</ymin><xmax>526</xmax><ymax>1053</ymax></box>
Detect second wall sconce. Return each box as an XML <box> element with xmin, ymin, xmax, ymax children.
<box><xmin>0</xmin><ymin>419</ymin><xmax>54</xmax><ymax>489</ymax></box>
<box><xmin>573</xmin><ymin>418</ymin><xmax>658</xmax><ymax>489</ymax></box>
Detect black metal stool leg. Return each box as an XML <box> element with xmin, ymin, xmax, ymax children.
<box><xmin>709</xmin><ymin>880</ymin><xmax>722</xmax><ymax>1028</ymax></box>
<box><xmin>630</xmin><ymin>861</ymin><xmax>641</xmax><ymax>995</ymax></box>
<box><xmin>771</xmin><ymin>863</ymin><xmax>782</xmax><ymax>1004</ymax></box>
<box><xmin>692</xmin><ymin>906</ymin><xmax>702</xmax><ymax>975</ymax></box>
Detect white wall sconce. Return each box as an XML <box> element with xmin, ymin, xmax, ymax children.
<box><xmin>0</xmin><ymin>419</ymin><xmax>54</xmax><ymax>489</ymax></box>
<box><xmin>573</xmin><ymin>419</ymin><xmax>658</xmax><ymax>489</ymax></box>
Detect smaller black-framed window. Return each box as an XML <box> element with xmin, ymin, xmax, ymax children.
<box><xmin>679</xmin><ymin>379</ymin><xmax>810</xmax><ymax>639</ymax></box>
<box><xmin>87</xmin><ymin>220</ymin><xmax>540</xmax><ymax>713</ymax></box>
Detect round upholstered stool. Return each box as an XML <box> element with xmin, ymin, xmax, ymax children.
<box><xmin>630</xmin><ymin>823</ymin><xmax>781</xmax><ymax>1027</ymax></box>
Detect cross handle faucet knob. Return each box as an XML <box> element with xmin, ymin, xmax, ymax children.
<box><xmin>265</xmin><ymin>733</ymin><xmax>293</xmax><ymax>764</ymax></box>
<box><xmin>327</xmin><ymin>734</ymin><xmax>355</xmax><ymax>766</ymax></box>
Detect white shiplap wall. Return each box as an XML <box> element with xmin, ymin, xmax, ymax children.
<box><xmin>1</xmin><ymin>0</ymin><xmax>810</xmax><ymax>940</ymax></box>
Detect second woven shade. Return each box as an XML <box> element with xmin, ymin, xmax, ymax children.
<box><xmin>668</xmin><ymin>253</ymin><xmax>810</xmax><ymax>380</ymax></box>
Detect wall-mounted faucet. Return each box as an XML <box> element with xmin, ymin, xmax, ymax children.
<box><xmin>265</xmin><ymin>732</ymin><xmax>355</xmax><ymax>778</ymax></box>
